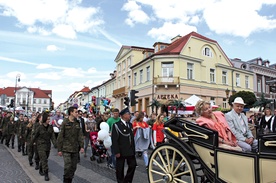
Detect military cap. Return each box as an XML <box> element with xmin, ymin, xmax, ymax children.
<box><xmin>119</xmin><ymin>107</ymin><xmax>130</xmax><ymax>116</ymax></box>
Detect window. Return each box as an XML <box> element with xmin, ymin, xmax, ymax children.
<box><xmin>128</xmin><ymin>75</ymin><xmax>131</xmax><ymax>87</ymax></box>
<box><xmin>223</xmin><ymin>98</ymin><xmax>227</xmax><ymax>108</ymax></box>
<box><xmin>33</xmin><ymin>107</ymin><xmax>36</xmax><ymax>112</ymax></box>
<box><xmin>140</xmin><ymin>70</ymin><xmax>143</xmax><ymax>83</ymax></box>
<box><xmin>38</xmin><ymin>107</ymin><xmax>41</xmax><ymax>112</ymax></box>
<box><xmin>245</xmin><ymin>76</ymin><xmax>249</xmax><ymax>88</ymax></box>
<box><xmin>146</xmin><ymin>66</ymin><xmax>150</xmax><ymax>81</ymax></box>
<box><xmin>160</xmin><ymin>45</ymin><xmax>166</xmax><ymax>50</ymax></box>
<box><xmin>127</xmin><ymin>56</ymin><xmax>131</xmax><ymax>68</ymax></box>
<box><xmin>187</xmin><ymin>63</ymin><xmax>193</xmax><ymax>79</ymax></box>
<box><xmin>210</xmin><ymin>69</ymin><xmax>215</xmax><ymax>83</ymax></box>
<box><xmin>203</xmin><ymin>47</ymin><xmax>212</xmax><ymax>57</ymax></box>
<box><xmin>257</xmin><ymin>78</ymin><xmax>261</xmax><ymax>92</ymax></box>
<box><xmin>33</xmin><ymin>99</ymin><xmax>36</xmax><ymax>104</ymax></box>
<box><xmin>134</xmin><ymin>73</ymin><xmax>137</xmax><ymax>86</ymax></box>
<box><xmin>118</xmin><ymin>64</ymin><xmax>121</xmax><ymax>73</ymax></box>
<box><xmin>222</xmin><ymin>71</ymin><xmax>227</xmax><ymax>84</ymax></box>
<box><xmin>236</xmin><ymin>73</ymin><xmax>240</xmax><ymax>86</ymax></box>
<box><xmin>162</xmin><ymin>63</ymin><xmax>173</xmax><ymax>77</ymax></box>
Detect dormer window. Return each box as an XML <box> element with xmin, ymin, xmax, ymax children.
<box><xmin>203</xmin><ymin>47</ymin><xmax>212</xmax><ymax>57</ymax></box>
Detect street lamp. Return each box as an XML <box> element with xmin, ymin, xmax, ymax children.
<box><xmin>14</xmin><ymin>74</ymin><xmax>21</xmax><ymax>116</ymax></box>
<box><xmin>225</xmin><ymin>88</ymin><xmax>230</xmax><ymax>98</ymax></box>
<box><xmin>232</xmin><ymin>89</ymin><xmax>236</xmax><ymax>95</ymax></box>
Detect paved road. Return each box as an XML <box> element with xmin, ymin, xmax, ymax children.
<box><xmin>0</xmin><ymin>140</ymin><xmax>149</xmax><ymax>183</ymax></box>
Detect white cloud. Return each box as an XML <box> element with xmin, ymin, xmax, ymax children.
<box><xmin>122</xmin><ymin>0</ymin><xmax>150</xmax><ymax>27</ymax></box>
<box><xmin>0</xmin><ymin>0</ymin><xmax>104</xmax><ymax>39</ymax></box>
<box><xmin>35</xmin><ymin>72</ymin><xmax>61</xmax><ymax>80</ymax></box>
<box><xmin>148</xmin><ymin>22</ymin><xmax>197</xmax><ymax>41</ymax></box>
<box><xmin>46</xmin><ymin>45</ymin><xmax>64</xmax><ymax>52</ymax></box>
<box><xmin>203</xmin><ymin>0</ymin><xmax>276</xmax><ymax>37</ymax></box>
<box><xmin>122</xmin><ymin>0</ymin><xmax>276</xmax><ymax>38</ymax></box>
<box><xmin>36</xmin><ymin>64</ymin><xmax>53</xmax><ymax>69</ymax></box>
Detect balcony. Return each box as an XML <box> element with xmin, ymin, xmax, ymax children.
<box><xmin>113</xmin><ymin>86</ymin><xmax>127</xmax><ymax>98</ymax></box>
<box><xmin>153</xmin><ymin>77</ymin><xmax>180</xmax><ymax>86</ymax></box>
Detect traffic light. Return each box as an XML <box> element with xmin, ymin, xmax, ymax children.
<box><xmin>124</xmin><ymin>97</ymin><xmax>130</xmax><ymax>106</ymax></box>
<box><xmin>130</xmin><ymin>90</ymin><xmax>139</xmax><ymax>106</ymax></box>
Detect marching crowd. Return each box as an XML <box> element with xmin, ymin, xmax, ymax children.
<box><xmin>1</xmin><ymin>96</ymin><xmax>275</xmax><ymax>183</ymax></box>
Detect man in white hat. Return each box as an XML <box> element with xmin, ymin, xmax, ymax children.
<box><xmin>225</xmin><ymin>97</ymin><xmax>258</xmax><ymax>152</ymax></box>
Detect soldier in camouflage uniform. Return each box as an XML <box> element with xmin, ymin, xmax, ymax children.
<box><xmin>15</xmin><ymin>114</ymin><xmax>24</xmax><ymax>152</ymax></box>
<box><xmin>32</xmin><ymin>112</ymin><xmax>56</xmax><ymax>181</ymax></box>
<box><xmin>0</xmin><ymin>111</ymin><xmax>12</xmax><ymax>144</ymax></box>
<box><xmin>57</xmin><ymin>106</ymin><xmax>84</xmax><ymax>183</ymax></box>
<box><xmin>25</xmin><ymin>116</ymin><xmax>36</xmax><ymax>166</ymax></box>
<box><xmin>5</xmin><ymin>115</ymin><xmax>16</xmax><ymax>148</ymax></box>
<box><xmin>32</xmin><ymin>113</ymin><xmax>42</xmax><ymax>170</ymax></box>
<box><xmin>19</xmin><ymin>115</ymin><xmax>29</xmax><ymax>156</ymax></box>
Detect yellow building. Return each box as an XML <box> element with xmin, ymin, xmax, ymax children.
<box><xmin>113</xmin><ymin>32</ymin><xmax>254</xmax><ymax>114</ymax></box>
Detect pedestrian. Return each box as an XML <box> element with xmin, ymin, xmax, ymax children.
<box><xmin>77</xmin><ymin>110</ymin><xmax>86</xmax><ymax>161</ymax></box>
<box><xmin>106</xmin><ymin>108</ymin><xmax>121</xmax><ymax>169</ymax></box>
<box><xmin>25</xmin><ymin>115</ymin><xmax>36</xmax><ymax>166</ymax></box>
<box><xmin>57</xmin><ymin>106</ymin><xmax>84</xmax><ymax>183</ymax></box>
<box><xmin>0</xmin><ymin>111</ymin><xmax>12</xmax><ymax>144</ymax></box>
<box><xmin>32</xmin><ymin>112</ymin><xmax>57</xmax><ymax>181</ymax></box>
<box><xmin>52</xmin><ymin>109</ymin><xmax>63</xmax><ymax>139</ymax></box>
<box><xmin>19</xmin><ymin>115</ymin><xmax>29</xmax><ymax>156</ymax></box>
<box><xmin>132</xmin><ymin>111</ymin><xmax>150</xmax><ymax>168</ymax></box>
<box><xmin>84</xmin><ymin>114</ymin><xmax>97</xmax><ymax>158</ymax></box>
<box><xmin>5</xmin><ymin>115</ymin><xmax>16</xmax><ymax>148</ymax></box>
<box><xmin>32</xmin><ymin>113</ymin><xmax>42</xmax><ymax>170</ymax></box>
<box><xmin>111</xmin><ymin>107</ymin><xmax>137</xmax><ymax>183</ymax></box>
<box><xmin>152</xmin><ymin>114</ymin><xmax>165</xmax><ymax>147</ymax></box>
<box><xmin>15</xmin><ymin>113</ymin><xmax>24</xmax><ymax>152</ymax></box>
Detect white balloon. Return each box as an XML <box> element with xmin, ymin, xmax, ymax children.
<box><xmin>53</xmin><ymin>127</ymin><xmax>60</xmax><ymax>133</ymax></box>
<box><xmin>100</xmin><ymin>122</ymin><xmax>109</xmax><ymax>132</ymax></box>
<box><xmin>104</xmin><ymin>136</ymin><xmax>112</xmax><ymax>148</ymax></box>
<box><xmin>98</xmin><ymin>130</ymin><xmax>109</xmax><ymax>141</ymax></box>
<box><xmin>57</xmin><ymin>119</ymin><xmax>63</xmax><ymax>125</ymax></box>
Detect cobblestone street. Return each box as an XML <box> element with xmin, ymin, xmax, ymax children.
<box><xmin>0</xmin><ymin>141</ymin><xmax>149</xmax><ymax>183</ymax></box>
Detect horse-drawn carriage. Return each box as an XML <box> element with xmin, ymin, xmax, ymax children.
<box><xmin>147</xmin><ymin>117</ymin><xmax>276</xmax><ymax>183</ymax></box>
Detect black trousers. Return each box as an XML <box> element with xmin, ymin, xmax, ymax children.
<box><xmin>116</xmin><ymin>155</ymin><xmax>137</xmax><ymax>183</ymax></box>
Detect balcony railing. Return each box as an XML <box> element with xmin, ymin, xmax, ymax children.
<box><xmin>113</xmin><ymin>86</ymin><xmax>127</xmax><ymax>97</ymax></box>
<box><xmin>153</xmin><ymin>77</ymin><xmax>180</xmax><ymax>85</ymax></box>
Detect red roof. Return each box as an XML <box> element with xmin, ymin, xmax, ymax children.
<box><xmin>155</xmin><ymin>31</ymin><xmax>217</xmax><ymax>55</ymax></box>
<box><xmin>80</xmin><ymin>86</ymin><xmax>90</xmax><ymax>92</ymax></box>
<box><xmin>0</xmin><ymin>87</ymin><xmax>51</xmax><ymax>98</ymax></box>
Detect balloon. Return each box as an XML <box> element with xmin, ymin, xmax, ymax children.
<box><xmin>98</xmin><ymin>130</ymin><xmax>109</xmax><ymax>141</ymax></box>
<box><xmin>100</xmin><ymin>122</ymin><xmax>109</xmax><ymax>132</ymax></box>
<box><xmin>53</xmin><ymin>127</ymin><xmax>60</xmax><ymax>133</ymax></box>
<box><xmin>104</xmin><ymin>136</ymin><xmax>112</xmax><ymax>148</ymax></box>
<box><xmin>58</xmin><ymin>119</ymin><xmax>63</xmax><ymax>125</ymax></box>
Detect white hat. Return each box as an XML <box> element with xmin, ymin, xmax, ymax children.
<box><xmin>232</xmin><ymin>97</ymin><xmax>246</xmax><ymax>105</ymax></box>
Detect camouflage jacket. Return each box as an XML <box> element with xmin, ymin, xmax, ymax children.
<box><xmin>57</xmin><ymin>118</ymin><xmax>84</xmax><ymax>153</ymax></box>
<box><xmin>32</xmin><ymin>123</ymin><xmax>56</xmax><ymax>151</ymax></box>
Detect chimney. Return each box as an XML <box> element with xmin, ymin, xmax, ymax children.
<box><xmin>171</xmin><ymin>35</ymin><xmax>182</xmax><ymax>42</ymax></box>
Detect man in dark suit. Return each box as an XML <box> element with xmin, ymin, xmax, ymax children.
<box><xmin>77</xmin><ymin>110</ymin><xmax>86</xmax><ymax>162</ymax></box>
<box><xmin>111</xmin><ymin>107</ymin><xmax>137</xmax><ymax>183</ymax></box>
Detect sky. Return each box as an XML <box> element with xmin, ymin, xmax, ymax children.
<box><xmin>1</xmin><ymin>0</ymin><xmax>276</xmax><ymax>107</ymax></box>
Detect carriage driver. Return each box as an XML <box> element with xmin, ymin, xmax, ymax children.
<box><xmin>225</xmin><ymin>97</ymin><xmax>258</xmax><ymax>153</ymax></box>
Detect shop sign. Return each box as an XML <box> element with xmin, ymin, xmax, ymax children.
<box><xmin>157</xmin><ymin>94</ymin><xmax>178</xmax><ymax>100</ymax></box>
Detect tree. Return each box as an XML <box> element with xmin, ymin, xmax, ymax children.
<box><xmin>169</xmin><ymin>99</ymin><xmax>185</xmax><ymax>115</ymax></box>
<box><xmin>148</xmin><ymin>98</ymin><xmax>161</xmax><ymax>113</ymax></box>
<box><xmin>228</xmin><ymin>90</ymin><xmax>257</xmax><ymax>108</ymax></box>
<box><xmin>252</xmin><ymin>93</ymin><xmax>273</xmax><ymax>112</ymax></box>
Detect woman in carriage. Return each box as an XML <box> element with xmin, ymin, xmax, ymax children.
<box><xmin>195</xmin><ymin>100</ymin><xmax>242</xmax><ymax>151</ymax></box>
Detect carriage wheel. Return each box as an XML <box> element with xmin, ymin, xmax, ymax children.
<box><xmin>148</xmin><ymin>144</ymin><xmax>198</xmax><ymax>183</ymax></box>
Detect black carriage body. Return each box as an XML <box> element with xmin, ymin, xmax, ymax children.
<box><xmin>148</xmin><ymin>117</ymin><xmax>276</xmax><ymax>183</ymax></box>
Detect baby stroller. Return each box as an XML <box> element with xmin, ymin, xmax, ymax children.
<box><xmin>89</xmin><ymin>131</ymin><xmax>109</xmax><ymax>163</ymax></box>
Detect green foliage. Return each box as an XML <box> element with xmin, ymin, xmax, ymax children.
<box><xmin>148</xmin><ymin>98</ymin><xmax>161</xmax><ymax>113</ymax></box>
<box><xmin>228</xmin><ymin>90</ymin><xmax>256</xmax><ymax>108</ymax></box>
<box><xmin>169</xmin><ymin>99</ymin><xmax>185</xmax><ymax>114</ymax></box>
<box><xmin>252</xmin><ymin>93</ymin><xmax>273</xmax><ymax>112</ymax></box>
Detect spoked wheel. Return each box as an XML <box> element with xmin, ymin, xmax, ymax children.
<box><xmin>148</xmin><ymin>144</ymin><xmax>198</xmax><ymax>183</ymax></box>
